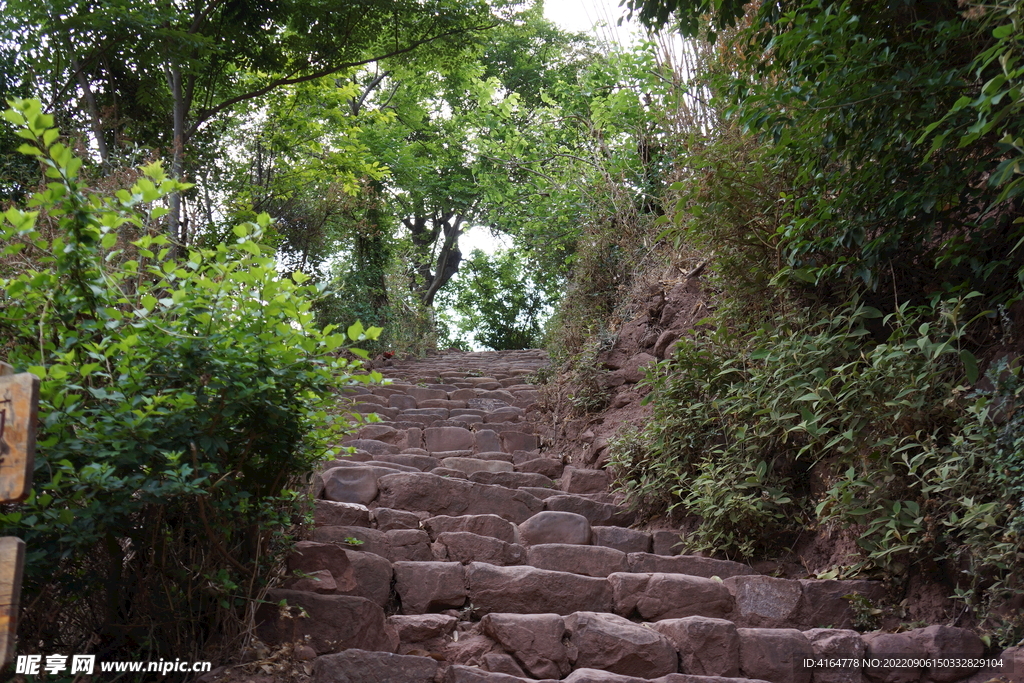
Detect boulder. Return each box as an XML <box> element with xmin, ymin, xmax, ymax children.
<box><xmin>803</xmin><ymin>628</ymin><xmax>866</xmax><ymax>683</ymax></box>
<box><xmin>466</xmin><ymin>562</ymin><xmax>613</xmax><ymax>616</ymax></box>
<box><xmin>798</xmin><ymin>580</ymin><xmax>886</xmax><ymax>630</ymax></box>
<box><xmin>907</xmin><ymin>625</ymin><xmax>985</xmax><ymax>683</ymax></box>
<box><xmin>426</xmin><ymin>426</ymin><xmax>477</xmax><ymax>452</ymax></box>
<box><xmin>313</xmin><ymin>499</ymin><xmax>371</xmax><ymax>527</ymax></box>
<box><xmin>436</xmin><ymin>532</ymin><xmax>525</xmax><ymax>566</ymax></box>
<box><xmin>385</xmin><ymin>528</ymin><xmax>433</xmax><ymax>561</ymax></box>
<box><xmin>561</xmin><ymin>467</ymin><xmax>610</xmax><ymax>494</ymax></box>
<box><xmin>424</xmin><ymin>514</ymin><xmax>519</xmax><ymax>544</ymax></box>
<box><xmin>373</xmin><ymin>507</ymin><xmax>424</xmax><ymax>531</ymax></box>
<box><xmin>519</xmin><ymin>511</ymin><xmax>592</xmax><ymax>546</ymax></box>
<box><xmin>312</xmin><ymin>525</ymin><xmax>389</xmax><ymax>558</ymax></box>
<box><xmin>500</xmin><ymin>431</ymin><xmax>538</xmax><ymax>453</ymax></box>
<box><xmin>255</xmin><ymin>589</ymin><xmax>392</xmax><ymax>655</ymax></box>
<box><xmin>442</xmin><ymin>457</ymin><xmax>514</xmax><ymax>476</ymax></box>
<box><xmin>652</xmin><ymin>530</ymin><xmax>684</xmax><ymax>556</ymax></box>
<box><xmin>610</xmin><ymin>572</ymin><xmax>733</xmax><ymax>621</ymax></box>
<box><xmin>737</xmin><ymin>628</ymin><xmax>814</xmax><ymax>683</ymax></box>
<box><xmin>481</xmin><ymin>612</ymin><xmax>572</xmax><ymax>679</ymax></box>
<box><xmin>387</xmin><ymin>614</ymin><xmax>458</xmax><ymax>644</ymax></box>
<box><xmin>629</xmin><ymin>553</ymin><xmax>756</xmax><ymax>579</ymax></box>
<box><xmin>320</xmin><ymin>466</ymin><xmax>383</xmax><ymax>505</ymax></box>
<box><xmin>545</xmin><ymin>494</ymin><xmax>636</xmax><ymax>526</ymax></box>
<box><xmin>394</xmin><ymin>561</ymin><xmax>467</xmax><ymax>614</ymax></box>
<box><xmin>335</xmin><ymin>549</ymin><xmax>393</xmax><ymax>606</ymax></box>
<box><xmin>377</xmin><ymin>473</ymin><xmax>543</xmax><ymax>523</ymax></box>
<box><xmin>471</xmin><ymin>471</ymin><xmax>555</xmax><ymax>489</ymax></box>
<box><xmin>528</xmin><ymin>544</ymin><xmax>629</xmax><ymax>577</ymax></box>
<box><xmin>725</xmin><ymin>575</ymin><xmax>804</xmax><ymax>628</ymax></box>
<box><xmin>861</xmin><ymin>632</ymin><xmax>927</xmax><ymax>683</ymax></box>
<box><xmin>517</xmin><ymin>458</ymin><xmax>565</xmax><ymax>478</ymax></box>
<box><xmin>565</xmin><ymin>611</ymin><xmax>678</xmax><ymax>679</ymax></box>
<box><xmin>651</xmin><ymin>616</ymin><xmax>741</xmax><ymax>677</ymax></box>
<box><xmin>593</xmin><ymin>526</ymin><xmax>652</xmax><ymax>554</ymax></box>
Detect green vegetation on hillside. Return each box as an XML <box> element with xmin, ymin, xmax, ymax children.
<box><xmin>1</xmin><ymin>0</ymin><xmax>1023</xmax><ymax>665</ymax></box>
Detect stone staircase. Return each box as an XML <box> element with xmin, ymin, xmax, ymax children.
<box><xmin>252</xmin><ymin>349</ymin><xmax>1006</xmax><ymax>683</ymax></box>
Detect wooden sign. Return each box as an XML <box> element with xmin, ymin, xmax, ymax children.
<box><xmin>0</xmin><ymin>360</ymin><xmax>37</xmax><ymax>664</ymax></box>
<box><xmin>0</xmin><ymin>362</ymin><xmax>38</xmax><ymax>502</ymax></box>
<box><xmin>0</xmin><ymin>537</ymin><xmax>24</xmax><ymax>664</ymax></box>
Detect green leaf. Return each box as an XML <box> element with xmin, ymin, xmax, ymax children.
<box><xmin>959</xmin><ymin>349</ymin><xmax>979</xmax><ymax>384</ymax></box>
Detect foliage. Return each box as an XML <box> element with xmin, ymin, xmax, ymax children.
<box><xmin>608</xmin><ymin>295</ymin><xmax>1024</xmax><ymax>624</ymax></box>
<box><xmin>606</xmin><ymin>296</ymin><xmax>983</xmax><ymax>561</ymax></box>
<box><xmin>437</xmin><ymin>248</ymin><xmax>554</xmax><ymax>350</ymax></box>
<box><xmin>0</xmin><ymin>99</ymin><xmax>381</xmax><ymax>665</ymax></box>
<box><xmin>923</xmin><ymin>0</ymin><xmax>1024</xmax><ymax>206</ymax></box>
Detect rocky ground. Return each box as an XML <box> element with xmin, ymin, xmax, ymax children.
<box><xmin>200</xmin><ymin>348</ymin><xmax>1022</xmax><ymax>683</ymax></box>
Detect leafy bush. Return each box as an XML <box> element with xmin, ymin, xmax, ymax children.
<box><xmin>0</xmin><ymin>99</ymin><xmax>380</xmax><ymax>665</ymax></box>
<box><xmin>608</xmin><ymin>295</ymin><xmax>1024</xmax><ymax>616</ymax></box>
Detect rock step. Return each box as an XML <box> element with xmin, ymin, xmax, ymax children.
<box><xmin>253</xmin><ymin>350</ymin><xmax>1006</xmax><ymax>683</ymax></box>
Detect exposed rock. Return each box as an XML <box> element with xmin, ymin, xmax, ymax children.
<box><xmin>629</xmin><ymin>552</ymin><xmax>756</xmax><ymax>579</ymax></box>
<box><xmin>737</xmin><ymin>628</ymin><xmax>814</xmax><ymax>683</ymax></box>
<box><xmin>725</xmin><ymin>575</ymin><xmax>804</xmax><ymax>628</ymax></box>
<box><xmin>481</xmin><ymin>613</ymin><xmax>571</xmax><ymax>679</ymax></box>
<box><xmin>798</xmin><ymin>579</ymin><xmax>886</xmax><ymax>630</ymax></box>
<box><xmin>610</xmin><ymin>572</ymin><xmax>733</xmax><ymax>621</ymax></box>
<box><xmin>425</xmin><ymin>514</ymin><xmax>520</xmax><ymax>544</ymax></box>
<box><xmin>565</xmin><ymin>611</ymin><xmax>678</xmax><ymax>679</ymax></box>
<box><xmin>593</xmin><ymin>526</ymin><xmax>652</xmax><ymax>554</ymax></box>
<box><xmin>255</xmin><ymin>589</ymin><xmax>392</xmax><ymax>654</ymax></box>
<box><xmin>651</xmin><ymin>616</ymin><xmax>741</xmax><ymax>677</ymax></box>
<box><xmin>436</xmin><ymin>532</ymin><xmax>526</xmax><ymax>566</ymax></box>
<box><xmin>518</xmin><ymin>511</ymin><xmax>592</xmax><ymax>546</ymax></box>
<box><xmin>466</xmin><ymin>562</ymin><xmax>614</xmax><ymax>616</ymax></box>
<box><xmin>527</xmin><ymin>543</ymin><xmax>629</xmax><ymax>577</ymax></box>
<box><xmin>394</xmin><ymin>561</ymin><xmax>467</xmax><ymax>614</ymax></box>
<box><xmin>313</xmin><ymin>499</ymin><xmax>372</xmax><ymax>528</ymax></box>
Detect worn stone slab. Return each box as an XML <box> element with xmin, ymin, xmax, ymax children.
<box><xmin>725</xmin><ymin>576</ymin><xmax>803</xmax><ymax>628</ymax></box>
<box><xmin>738</xmin><ymin>628</ymin><xmax>813</xmax><ymax>683</ymax></box>
<box><xmin>593</xmin><ymin>527</ymin><xmax>651</xmax><ymax>554</ymax></box>
<box><xmin>629</xmin><ymin>553</ymin><xmax>756</xmax><ymax>580</ymax></box>
<box><xmin>652</xmin><ymin>616</ymin><xmax>741</xmax><ymax>677</ymax></box>
<box><xmin>442</xmin><ymin>457</ymin><xmax>514</xmax><ymax>476</ymax></box>
<box><xmin>436</xmin><ymin>532</ymin><xmax>525</xmax><ymax>566</ymax></box>
<box><xmin>466</xmin><ymin>562</ymin><xmax>613</xmax><ymax>616</ymax></box>
<box><xmin>424</xmin><ymin>514</ymin><xmax>520</xmax><ymax>544</ymax></box>
<box><xmin>481</xmin><ymin>613</ymin><xmax>571</xmax><ymax>679</ymax></box>
<box><xmin>519</xmin><ymin>511</ymin><xmax>592</xmax><ymax>546</ymax></box>
<box><xmin>566</xmin><ymin>611</ymin><xmax>677</xmax><ymax>679</ymax></box>
<box><xmin>528</xmin><ymin>544</ymin><xmax>629</xmax><ymax>578</ymax></box>
<box><xmin>545</xmin><ymin>494</ymin><xmax>635</xmax><ymax>526</ymax></box>
<box><xmin>470</xmin><ymin>471</ymin><xmax>554</xmax><ymax>489</ymax></box>
<box><xmin>610</xmin><ymin>572</ymin><xmax>733</xmax><ymax>621</ymax></box>
<box><xmin>314</xmin><ymin>500</ymin><xmax>371</xmax><ymax>527</ymax></box>
<box><xmin>256</xmin><ymin>590</ymin><xmax>392</xmax><ymax>655</ymax></box>
<box><xmin>394</xmin><ymin>561</ymin><xmax>467</xmax><ymax>614</ymax></box>
<box><xmin>377</xmin><ymin>473</ymin><xmax>544</xmax><ymax>523</ymax></box>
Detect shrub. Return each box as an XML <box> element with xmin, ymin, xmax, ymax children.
<box><xmin>0</xmin><ymin>99</ymin><xmax>381</xmax><ymax>666</ymax></box>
